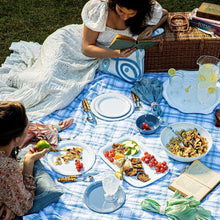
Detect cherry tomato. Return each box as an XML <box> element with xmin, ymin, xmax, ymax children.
<box><xmin>149</xmin><ymin>163</ymin><xmax>154</xmax><ymax>168</ymax></box>
<box><xmin>76</xmin><ymin>167</ymin><xmax>81</xmax><ymax>172</ymax></box>
<box><xmin>160</xmin><ymin>167</ymin><xmax>165</xmax><ymax>173</ymax></box>
<box><xmin>157</xmin><ymin>162</ymin><xmax>162</xmax><ymax>168</ymax></box>
<box><xmin>110</xmin><ymin>149</ymin><xmax>114</xmax><ymax>154</ymax></box>
<box><xmin>141</xmin><ymin>156</ymin><xmax>145</xmax><ymax>161</ymax></box>
<box><xmin>162</xmin><ymin>161</ymin><xmax>167</xmax><ymax>166</ymax></box>
<box><xmin>75</xmin><ymin>160</ymin><xmax>80</xmax><ymax>165</ymax></box>
<box><xmin>164</xmin><ymin>165</ymin><xmax>168</xmax><ymax>171</ymax></box>
<box><xmin>109</xmin><ymin>158</ymin><xmax>114</xmax><ymax>163</ymax></box>
<box><xmin>144</xmin><ymin>123</ymin><xmax>150</xmax><ymax>129</ymax></box>
<box><xmin>155</xmin><ymin>167</ymin><xmax>160</xmax><ymax>173</ymax></box>
<box><xmin>145</xmin><ymin>158</ymin><xmax>150</xmax><ymax>164</ymax></box>
<box><xmin>104</xmin><ymin>151</ymin><xmax>109</xmax><ymax>157</ymax></box>
<box><xmin>142</xmin><ymin>122</ymin><xmax>147</xmax><ymax>127</ymax></box>
<box><xmin>109</xmin><ymin>154</ymin><xmax>114</xmax><ymax>158</ymax></box>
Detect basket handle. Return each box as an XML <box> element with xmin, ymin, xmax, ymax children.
<box><xmin>169</xmin><ymin>14</ymin><xmax>189</xmax><ymax>32</ymax></box>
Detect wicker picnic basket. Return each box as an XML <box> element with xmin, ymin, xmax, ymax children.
<box><xmin>144</xmin><ymin>12</ymin><xmax>220</xmax><ymax>72</ymax></box>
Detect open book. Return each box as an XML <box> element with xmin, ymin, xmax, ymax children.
<box><xmin>109</xmin><ymin>28</ymin><xmax>164</xmax><ymax>50</ymax></box>
<box><xmin>169</xmin><ymin>160</ymin><xmax>220</xmax><ymax>201</ymax></box>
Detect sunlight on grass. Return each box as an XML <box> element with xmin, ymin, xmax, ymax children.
<box><xmin>0</xmin><ymin>0</ymin><xmax>219</xmax><ymax>64</ymax></box>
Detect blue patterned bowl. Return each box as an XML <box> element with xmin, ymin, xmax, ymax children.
<box><xmin>136</xmin><ymin>114</ymin><xmax>160</xmax><ymax>135</ymax></box>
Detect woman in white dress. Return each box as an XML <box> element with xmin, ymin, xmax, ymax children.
<box><xmin>0</xmin><ymin>0</ymin><xmax>167</xmax><ymax>120</ymax></box>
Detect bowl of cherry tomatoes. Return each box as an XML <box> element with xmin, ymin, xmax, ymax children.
<box><xmin>136</xmin><ymin>114</ymin><xmax>160</xmax><ymax>135</ymax></box>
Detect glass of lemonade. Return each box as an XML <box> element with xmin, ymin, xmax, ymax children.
<box><xmin>168</xmin><ymin>71</ymin><xmax>184</xmax><ymax>97</ymax></box>
<box><xmin>102</xmin><ymin>172</ymin><xmax>120</xmax><ymax>203</ymax></box>
<box><xmin>196</xmin><ymin>56</ymin><xmax>220</xmax><ymax>105</ymax></box>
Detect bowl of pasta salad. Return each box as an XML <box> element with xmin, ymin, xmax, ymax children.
<box><xmin>160</xmin><ymin>122</ymin><xmax>212</xmax><ymax>162</ymax></box>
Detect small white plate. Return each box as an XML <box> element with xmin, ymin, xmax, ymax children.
<box><xmin>163</xmin><ymin>70</ymin><xmax>220</xmax><ymax>114</ymax></box>
<box><xmin>47</xmin><ymin>140</ymin><xmax>95</xmax><ymax>176</ymax></box>
<box><xmin>94</xmin><ymin>94</ymin><xmax>131</xmax><ymax>118</ymax></box>
<box><xmin>99</xmin><ymin>136</ymin><xmax>169</xmax><ymax>187</ymax></box>
<box><xmin>91</xmin><ymin>94</ymin><xmax>134</xmax><ymax>121</ymax></box>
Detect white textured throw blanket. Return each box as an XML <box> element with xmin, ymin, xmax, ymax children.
<box><xmin>0</xmin><ymin>24</ymin><xmax>99</xmax><ymax>120</ymax></box>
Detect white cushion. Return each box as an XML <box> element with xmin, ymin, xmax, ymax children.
<box><xmin>98</xmin><ymin>49</ymin><xmax>145</xmax><ymax>83</ymax></box>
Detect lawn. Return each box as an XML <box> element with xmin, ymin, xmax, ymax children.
<box><xmin>0</xmin><ymin>0</ymin><xmax>219</xmax><ymax>64</ymax></box>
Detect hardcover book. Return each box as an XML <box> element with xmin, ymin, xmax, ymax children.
<box><xmin>197</xmin><ymin>3</ymin><xmax>220</xmax><ymax>21</ymax></box>
<box><xmin>189</xmin><ymin>17</ymin><xmax>220</xmax><ymax>36</ymax></box>
<box><xmin>109</xmin><ymin>28</ymin><xmax>161</xmax><ymax>50</ymax></box>
<box><xmin>169</xmin><ymin>160</ymin><xmax>220</xmax><ymax>201</ymax></box>
<box><xmin>191</xmin><ymin>10</ymin><xmax>220</xmax><ymax>26</ymax></box>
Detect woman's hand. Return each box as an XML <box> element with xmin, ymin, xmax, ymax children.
<box><xmin>24</xmin><ymin>147</ymin><xmax>48</xmax><ymax>163</ymax></box>
<box><xmin>22</xmin><ymin>147</ymin><xmax>48</xmax><ymax>176</ymax></box>
<box><xmin>0</xmin><ymin>205</ymin><xmax>16</xmax><ymax>220</ymax></box>
<box><xmin>117</xmin><ymin>48</ymin><xmax>137</xmax><ymax>57</ymax></box>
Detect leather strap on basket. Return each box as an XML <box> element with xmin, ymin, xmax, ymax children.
<box><xmin>169</xmin><ymin>14</ymin><xmax>189</xmax><ymax>32</ymax></box>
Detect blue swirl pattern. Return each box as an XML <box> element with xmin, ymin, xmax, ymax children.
<box><xmin>99</xmin><ymin>49</ymin><xmax>145</xmax><ymax>83</ymax></box>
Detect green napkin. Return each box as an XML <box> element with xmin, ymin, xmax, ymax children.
<box><xmin>141</xmin><ymin>191</ymin><xmax>211</xmax><ymax>220</ymax></box>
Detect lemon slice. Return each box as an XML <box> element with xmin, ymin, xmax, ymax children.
<box><xmin>185</xmin><ymin>85</ymin><xmax>191</xmax><ymax>92</ymax></box>
<box><xmin>210</xmin><ymin>73</ymin><xmax>219</xmax><ymax>82</ymax></box>
<box><xmin>208</xmin><ymin>86</ymin><xmax>215</xmax><ymax>94</ymax></box>
<box><xmin>204</xmin><ymin>63</ymin><xmax>211</xmax><ymax>69</ymax></box>
<box><xmin>198</xmin><ymin>74</ymin><xmax>206</xmax><ymax>81</ymax></box>
<box><xmin>114</xmin><ymin>171</ymin><xmax>123</xmax><ymax>180</ymax></box>
<box><xmin>168</xmin><ymin>68</ymin><xmax>176</xmax><ymax>77</ymax></box>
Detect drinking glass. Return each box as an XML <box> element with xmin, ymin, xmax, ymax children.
<box><xmin>196</xmin><ymin>55</ymin><xmax>220</xmax><ymax>105</ymax></box>
<box><xmin>168</xmin><ymin>71</ymin><xmax>184</xmax><ymax>97</ymax></box>
<box><xmin>102</xmin><ymin>172</ymin><xmax>120</xmax><ymax>203</ymax></box>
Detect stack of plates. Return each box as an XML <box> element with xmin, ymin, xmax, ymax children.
<box><xmin>90</xmin><ymin>93</ymin><xmax>134</xmax><ymax>121</ymax></box>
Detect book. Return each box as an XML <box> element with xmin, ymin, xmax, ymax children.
<box><xmin>189</xmin><ymin>17</ymin><xmax>220</xmax><ymax>36</ymax></box>
<box><xmin>197</xmin><ymin>3</ymin><xmax>220</xmax><ymax>21</ymax></box>
<box><xmin>191</xmin><ymin>10</ymin><xmax>220</xmax><ymax>26</ymax></box>
<box><xmin>169</xmin><ymin>160</ymin><xmax>220</xmax><ymax>201</ymax></box>
<box><xmin>109</xmin><ymin>28</ymin><xmax>162</xmax><ymax>50</ymax></box>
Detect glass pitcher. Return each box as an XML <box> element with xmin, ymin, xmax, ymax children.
<box><xmin>196</xmin><ymin>55</ymin><xmax>220</xmax><ymax>105</ymax></box>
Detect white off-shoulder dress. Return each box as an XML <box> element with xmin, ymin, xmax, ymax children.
<box><xmin>0</xmin><ymin>0</ymin><xmax>162</xmax><ymax>120</ymax></box>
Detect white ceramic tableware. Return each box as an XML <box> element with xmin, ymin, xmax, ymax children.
<box><xmin>160</xmin><ymin>122</ymin><xmax>212</xmax><ymax>162</ymax></box>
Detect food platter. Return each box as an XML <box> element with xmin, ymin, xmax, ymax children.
<box><xmin>99</xmin><ymin>136</ymin><xmax>169</xmax><ymax>187</ymax></box>
<box><xmin>163</xmin><ymin>70</ymin><xmax>220</xmax><ymax>114</ymax></box>
<box><xmin>47</xmin><ymin>140</ymin><xmax>95</xmax><ymax>176</ymax></box>
<box><xmin>91</xmin><ymin>93</ymin><xmax>134</xmax><ymax>121</ymax></box>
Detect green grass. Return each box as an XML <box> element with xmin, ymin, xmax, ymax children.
<box><xmin>0</xmin><ymin>0</ymin><xmax>219</xmax><ymax>64</ymax></box>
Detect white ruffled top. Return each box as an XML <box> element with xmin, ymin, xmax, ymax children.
<box><xmin>81</xmin><ymin>0</ymin><xmax>163</xmax><ymax>47</ymax></box>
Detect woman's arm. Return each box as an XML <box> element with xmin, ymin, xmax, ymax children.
<box><xmin>152</xmin><ymin>9</ymin><xmax>168</xmax><ymax>31</ymax></box>
<box><xmin>82</xmin><ymin>25</ymin><xmax>136</xmax><ymax>58</ymax></box>
<box><xmin>0</xmin><ymin>204</ymin><xmax>15</xmax><ymax>220</ymax></box>
<box><xmin>1</xmin><ymin>148</ymin><xmax>48</xmax><ymax>217</ymax></box>
<box><xmin>141</xmin><ymin>9</ymin><xmax>168</xmax><ymax>39</ymax></box>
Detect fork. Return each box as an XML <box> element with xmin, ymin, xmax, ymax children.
<box><xmin>131</xmin><ymin>91</ymin><xmax>141</xmax><ymax>110</ymax></box>
<box><xmin>58</xmin><ymin>135</ymin><xmax>77</xmax><ymax>141</ymax></box>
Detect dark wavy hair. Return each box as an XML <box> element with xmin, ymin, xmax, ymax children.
<box><xmin>108</xmin><ymin>0</ymin><xmax>154</xmax><ymax>34</ymax></box>
<box><xmin>0</xmin><ymin>101</ymin><xmax>28</xmax><ymax>158</ymax></box>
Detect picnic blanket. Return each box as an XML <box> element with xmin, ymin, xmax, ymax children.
<box><xmin>23</xmin><ymin>71</ymin><xmax>220</xmax><ymax>220</ymax></box>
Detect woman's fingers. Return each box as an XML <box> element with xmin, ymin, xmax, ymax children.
<box><xmin>120</xmin><ymin>48</ymin><xmax>136</xmax><ymax>57</ymax></box>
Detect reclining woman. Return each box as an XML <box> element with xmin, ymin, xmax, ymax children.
<box><xmin>0</xmin><ymin>101</ymin><xmax>48</xmax><ymax>220</ymax></box>
<box><xmin>0</xmin><ymin>0</ymin><xmax>168</xmax><ymax>120</ymax></box>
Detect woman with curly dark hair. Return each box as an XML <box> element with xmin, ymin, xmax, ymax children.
<box><xmin>82</xmin><ymin>0</ymin><xmax>168</xmax><ymax>58</ymax></box>
<box><xmin>0</xmin><ymin>101</ymin><xmax>48</xmax><ymax>220</ymax></box>
<box><xmin>0</xmin><ymin>0</ymin><xmax>168</xmax><ymax>120</ymax></box>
